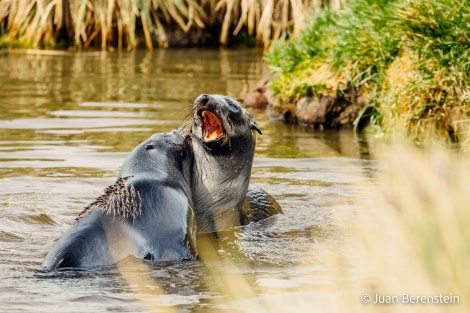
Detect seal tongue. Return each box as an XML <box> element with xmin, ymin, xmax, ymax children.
<box><xmin>202</xmin><ymin>110</ymin><xmax>223</xmax><ymax>141</ymax></box>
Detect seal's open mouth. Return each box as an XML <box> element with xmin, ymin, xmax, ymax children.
<box><xmin>200</xmin><ymin>110</ymin><xmax>224</xmax><ymax>142</ymax></box>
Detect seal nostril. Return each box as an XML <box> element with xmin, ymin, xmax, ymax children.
<box><xmin>199</xmin><ymin>94</ymin><xmax>210</xmax><ymax>105</ymax></box>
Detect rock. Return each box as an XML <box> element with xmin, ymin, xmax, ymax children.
<box><xmin>246</xmin><ymin>75</ymin><xmax>368</xmax><ymax>130</ymax></box>
<box><xmin>295</xmin><ymin>96</ymin><xmax>334</xmax><ymax>128</ymax></box>
<box><xmin>244</xmin><ymin>75</ymin><xmax>271</xmax><ymax>109</ymax></box>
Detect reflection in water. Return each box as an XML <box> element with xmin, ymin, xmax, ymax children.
<box><xmin>0</xmin><ymin>48</ymin><xmax>268</xmax><ymax>154</ymax></box>
<box><xmin>0</xmin><ymin>49</ymin><xmax>265</xmax><ymax>118</ymax></box>
<box><xmin>0</xmin><ymin>49</ymin><xmax>375</xmax><ymax>312</ymax></box>
<box><xmin>255</xmin><ymin>116</ymin><xmax>370</xmax><ymax>159</ymax></box>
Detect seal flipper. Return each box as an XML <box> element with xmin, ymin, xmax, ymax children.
<box><xmin>240</xmin><ymin>184</ymin><xmax>283</xmax><ymax>225</ymax></box>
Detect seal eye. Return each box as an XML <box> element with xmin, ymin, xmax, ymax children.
<box><xmin>224</xmin><ymin>97</ymin><xmax>240</xmax><ymax>113</ymax></box>
<box><xmin>145</xmin><ymin>144</ymin><xmax>155</xmax><ymax>150</ymax></box>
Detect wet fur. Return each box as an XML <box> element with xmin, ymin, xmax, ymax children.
<box><xmin>77</xmin><ymin>176</ymin><xmax>142</xmax><ymax>222</ymax></box>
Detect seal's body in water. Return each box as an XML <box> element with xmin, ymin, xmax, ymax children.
<box><xmin>191</xmin><ymin>94</ymin><xmax>283</xmax><ymax>233</ymax></box>
<box><xmin>41</xmin><ymin>130</ymin><xmax>197</xmax><ymax>271</ymax></box>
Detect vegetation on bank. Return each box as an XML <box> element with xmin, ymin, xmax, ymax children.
<box><xmin>266</xmin><ymin>0</ymin><xmax>470</xmax><ymax>142</ymax></box>
<box><xmin>0</xmin><ymin>0</ymin><xmax>339</xmax><ymax>49</ymax></box>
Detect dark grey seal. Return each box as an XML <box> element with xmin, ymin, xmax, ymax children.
<box><xmin>40</xmin><ymin>130</ymin><xmax>197</xmax><ymax>271</ymax></box>
<box><xmin>190</xmin><ymin>94</ymin><xmax>283</xmax><ymax>233</ymax></box>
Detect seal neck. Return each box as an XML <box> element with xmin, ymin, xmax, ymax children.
<box><xmin>191</xmin><ymin>138</ymin><xmax>254</xmax><ymax>233</ymax></box>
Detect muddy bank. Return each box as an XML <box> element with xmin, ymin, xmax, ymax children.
<box><xmin>244</xmin><ymin>77</ymin><xmax>368</xmax><ymax>130</ymax></box>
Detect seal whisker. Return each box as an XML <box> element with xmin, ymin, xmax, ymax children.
<box><xmin>177</xmin><ymin>105</ymin><xmax>195</xmax><ymax>131</ymax></box>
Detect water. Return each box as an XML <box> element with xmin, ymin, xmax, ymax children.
<box><xmin>0</xmin><ymin>48</ymin><xmax>376</xmax><ymax>312</ymax></box>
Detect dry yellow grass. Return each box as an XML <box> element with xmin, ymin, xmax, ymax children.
<box><xmin>112</xmin><ymin>135</ymin><xmax>470</xmax><ymax>313</ymax></box>
<box><xmin>347</xmin><ymin>141</ymin><xmax>470</xmax><ymax>313</ymax></box>
<box><xmin>0</xmin><ymin>0</ymin><xmax>335</xmax><ymax>49</ymax></box>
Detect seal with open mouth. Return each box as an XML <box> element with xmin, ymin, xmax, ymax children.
<box><xmin>191</xmin><ymin>94</ymin><xmax>283</xmax><ymax>233</ymax></box>
<box><xmin>40</xmin><ymin>130</ymin><xmax>197</xmax><ymax>271</ymax></box>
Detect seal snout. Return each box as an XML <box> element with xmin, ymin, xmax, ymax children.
<box><xmin>196</xmin><ymin>94</ymin><xmax>210</xmax><ymax>106</ymax></box>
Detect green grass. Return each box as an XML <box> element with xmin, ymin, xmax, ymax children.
<box><xmin>0</xmin><ymin>35</ymin><xmax>32</xmax><ymax>49</ymax></box>
<box><xmin>266</xmin><ymin>0</ymin><xmax>470</xmax><ymax>142</ymax></box>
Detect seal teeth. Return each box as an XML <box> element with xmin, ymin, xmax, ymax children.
<box><xmin>202</xmin><ymin>110</ymin><xmax>223</xmax><ymax>141</ymax></box>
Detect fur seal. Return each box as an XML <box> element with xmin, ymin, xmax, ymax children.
<box><xmin>40</xmin><ymin>130</ymin><xmax>197</xmax><ymax>271</ymax></box>
<box><xmin>190</xmin><ymin>94</ymin><xmax>283</xmax><ymax>233</ymax></box>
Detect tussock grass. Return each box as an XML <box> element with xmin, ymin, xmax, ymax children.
<box><xmin>0</xmin><ymin>0</ymin><xmax>337</xmax><ymax>49</ymax></box>
<box><xmin>383</xmin><ymin>0</ymin><xmax>470</xmax><ymax>142</ymax></box>
<box><xmin>345</xmin><ymin>140</ymin><xmax>470</xmax><ymax>313</ymax></box>
<box><xmin>266</xmin><ymin>0</ymin><xmax>470</xmax><ymax>142</ymax></box>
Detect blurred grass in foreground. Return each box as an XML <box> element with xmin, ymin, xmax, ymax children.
<box><xmin>343</xmin><ymin>141</ymin><xmax>470</xmax><ymax>313</ymax></box>
<box><xmin>116</xmin><ymin>135</ymin><xmax>470</xmax><ymax>312</ymax></box>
